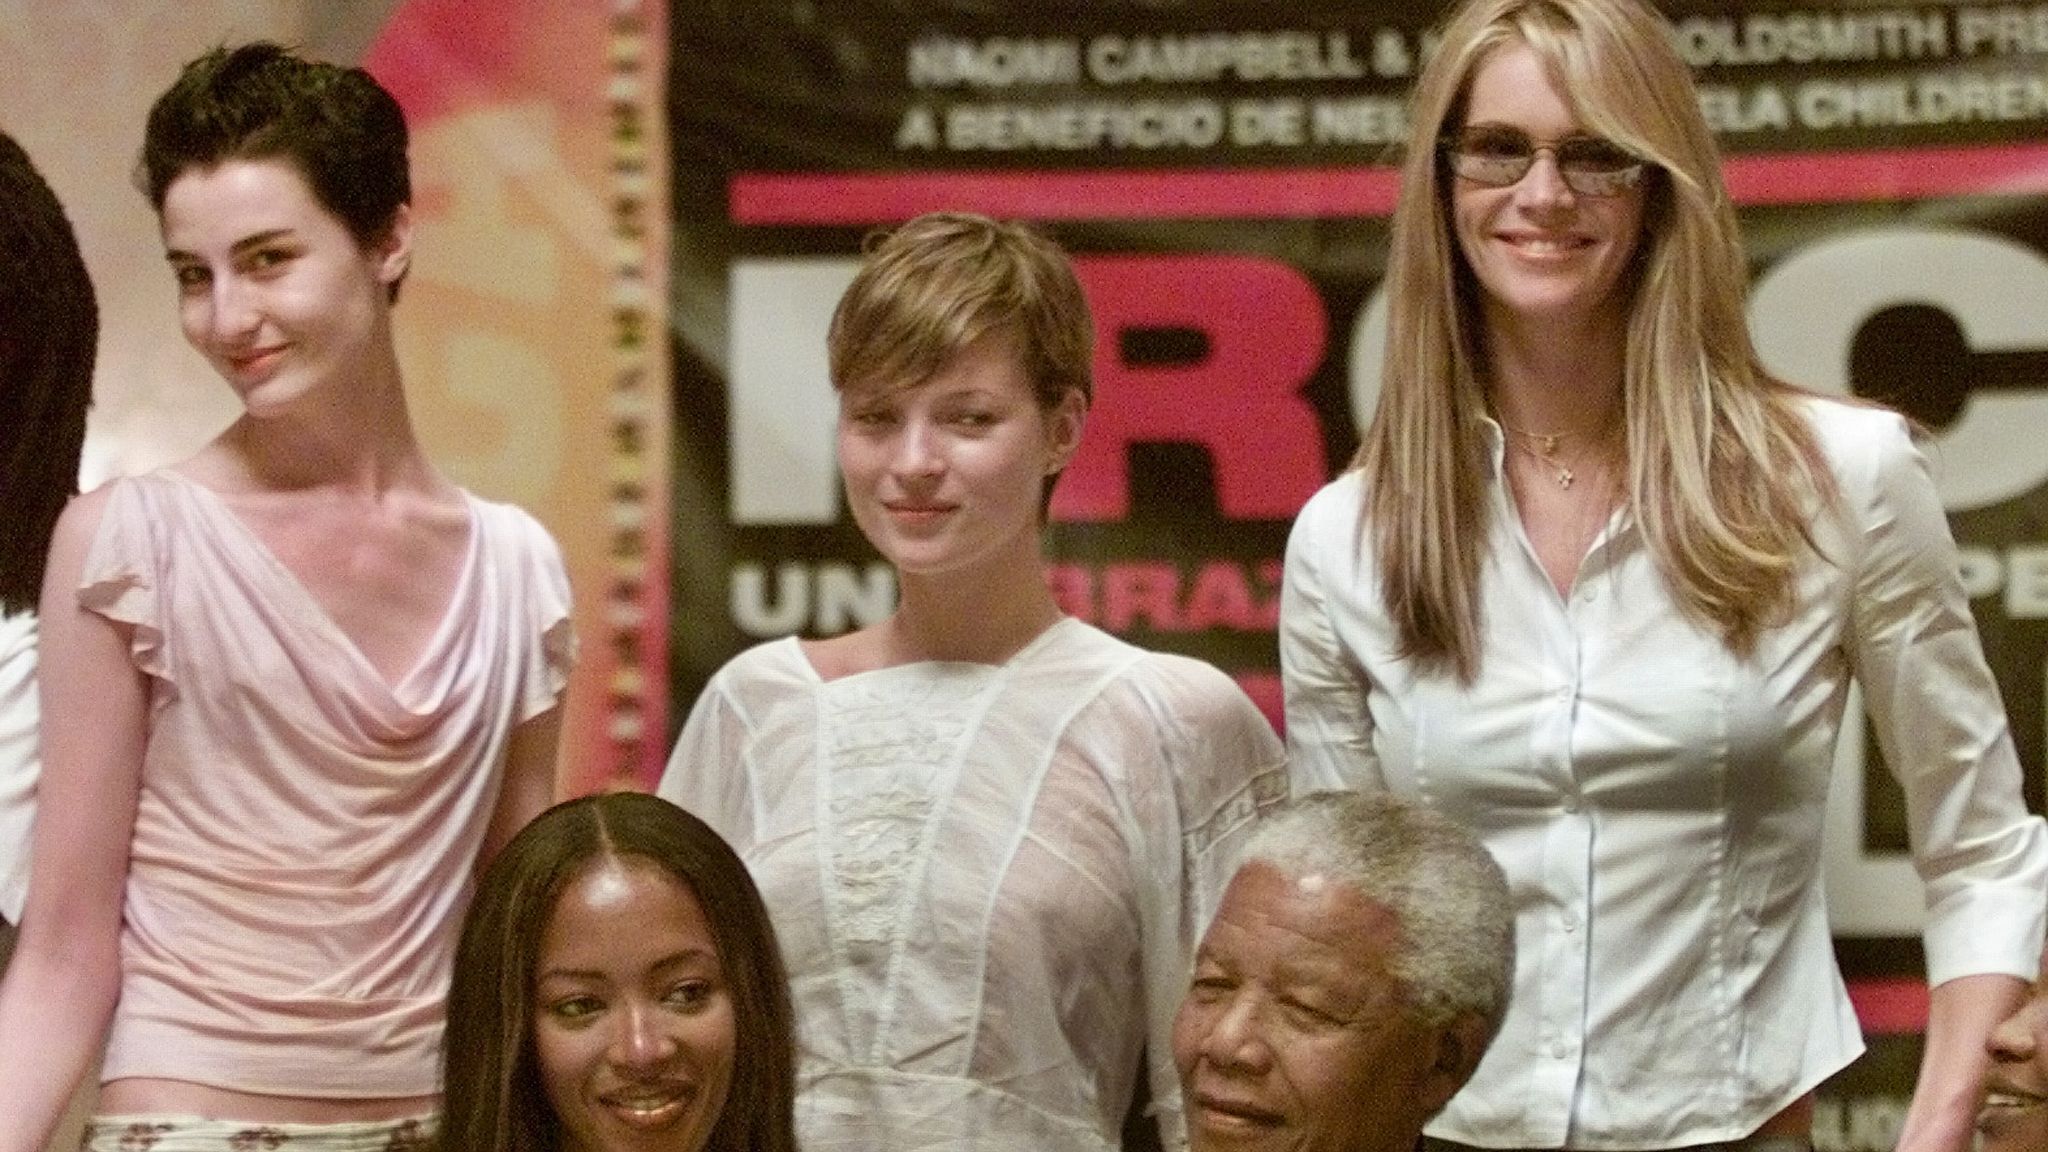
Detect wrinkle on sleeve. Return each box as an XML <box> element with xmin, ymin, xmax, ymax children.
<box><xmin>512</xmin><ymin>508</ymin><xmax>576</xmax><ymax>720</ymax></box>
<box><xmin>1280</xmin><ymin>478</ymin><xmax>1383</xmax><ymax>797</ymax></box>
<box><xmin>76</xmin><ymin>480</ymin><xmax>172</xmax><ymax>690</ymax></box>
<box><xmin>1118</xmin><ymin>655</ymin><xmax>1286</xmax><ymax>1152</ymax></box>
<box><xmin>1844</xmin><ymin>409</ymin><xmax>2047</xmax><ymax>984</ymax></box>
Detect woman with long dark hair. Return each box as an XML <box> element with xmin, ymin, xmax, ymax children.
<box><xmin>0</xmin><ymin>127</ymin><xmax>95</xmax><ymax>975</ymax></box>
<box><xmin>439</xmin><ymin>791</ymin><xmax>799</xmax><ymax>1152</ymax></box>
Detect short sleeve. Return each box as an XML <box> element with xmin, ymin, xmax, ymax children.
<box><xmin>657</xmin><ymin>655</ymin><xmax>764</xmax><ymax>852</ymax></box>
<box><xmin>1840</xmin><ymin>407</ymin><xmax>2048</xmax><ymax>984</ymax></box>
<box><xmin>499</xmin><ymin>503</ymin><xmax>576</xmax><ymax>722</ymax></box>
<box><xmin>1279</xmin><ymin>475</ymin><xmax>1383</xmax><ymax>797</ymax></box>
<box><xmin>76</xmin><ymin>478</ymin><xmax>172</xmax><ymax>686</ymax></box>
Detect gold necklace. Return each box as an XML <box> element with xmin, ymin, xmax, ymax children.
<box><xmin>1501</xmin><ymin>418</ymin><xmax>1618</xmax><ymax>490</ymax></box>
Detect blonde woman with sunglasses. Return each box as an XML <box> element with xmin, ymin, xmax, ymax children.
<box><xmin>1278</xmin><ymin>1</ymin><xmax>2046</xmax><ymax>1151</ymax></box>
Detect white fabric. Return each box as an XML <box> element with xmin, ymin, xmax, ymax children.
<box><xmin>0</xmin><ymin>609</ymin><xmax>38</xmax><ymax>924</ymax></box>
<box><xmin>1280</xmin><ymin>398</ymin><xmax>2048</xmax><ymax>1150</ymax></box>
<box><xmin>659</xmin><ymin>617</ymin><xmax>1286</xmax><ymax>1152</ymax></box>
<box><xmin>84</xmin><ymin>471</ymin><xmax>574</xmax><ymax>1098</ymax></box>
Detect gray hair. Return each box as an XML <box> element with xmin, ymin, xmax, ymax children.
<box><xmin>1241</xmin><ymin>792</ymin><xmax>1514</xmax><ymax>1039</ymax></box>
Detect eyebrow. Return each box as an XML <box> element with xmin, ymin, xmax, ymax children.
<box><xmin>537</xmin><ymin>948</ymin><xmax>720</xmax><ymax>983</ymax></box>
<box><xmin>163</xmin><ymin>228</ymin><xmax>297</xmax><ymax>263</ymax></box>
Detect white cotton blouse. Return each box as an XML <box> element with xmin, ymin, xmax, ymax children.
<box><xmin>659</xmin><ymin>617</ymin><xmax>1286</xmax><ymax>1152</ymax></box>
<box><xmin>0</xmin><ymin>609</ymin><xmax>37</xmax><ymax>924</ymax></box>
<box><xmin>1280</xmin><ymin>397</ymin><xmax>2048</xmax><ymax>1150</ymax></box>
<box><xmin>84</xmin><ymin>471</ymin><xmax>575</xmax><ymax>1098</ymax></box>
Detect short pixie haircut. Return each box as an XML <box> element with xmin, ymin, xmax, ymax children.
<box><xmin>827</xmin><ymin>211</ymin><xmax>1093</xmax><ymax>410</ymax></box>
<box><xmin>139</xmin><ymin>42</ymin><xmax>410</xmax><ymax>250</ymax></box>
<box><xmin>438</xmin><ymin>792</ymin><xmax>799</xmax><ymax>1152</ymax></box>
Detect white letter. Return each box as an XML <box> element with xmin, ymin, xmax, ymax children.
<box><xmin>1751</xmin><ymin>227</ymin><xmax>2048</xmax><ymax>511</ymax></box>
<box><xmin>728</xmin><ymin>258</ymin><xmax>860</xmax><ymax>523</ymax></box>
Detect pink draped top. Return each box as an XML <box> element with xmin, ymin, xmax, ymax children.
<box><xmin>83</xmin><ymin>471</ymin><xmax>573</xmax><ymax>1098</ymax></box>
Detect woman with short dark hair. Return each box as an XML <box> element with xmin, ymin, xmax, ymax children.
<box><xmin>0</xmin><ymin>44</ymin><xmax>573</xmax><ymax>1149</ymax></box>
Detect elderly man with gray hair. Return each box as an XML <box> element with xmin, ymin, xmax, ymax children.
<box><xmin>1173</xmin><ymin>791</ymin><xmax>1514</xmax><ymax>1152</ymax></box>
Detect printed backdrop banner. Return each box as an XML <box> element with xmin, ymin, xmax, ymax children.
<box><xmin>668</xmin><ymin>4</ymin><xmax>2048</xmax><ymax>1144</ymax></box>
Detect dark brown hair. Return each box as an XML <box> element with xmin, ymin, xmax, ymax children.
<box><xmin>140</xmin><ymin>42</ymin><xmax>410</xmax><ymax>298</ymax></box>
<box><xmin>0</xmin><ymin>129</ymin><xmax>95</xmax><ymax>614</ymax></box>
<box><xmin>438</xmin><ymin>792</ymin><xmax>799</xmax><ymax>1152</ymax></box>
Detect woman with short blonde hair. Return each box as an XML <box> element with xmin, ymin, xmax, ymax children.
<box><xmin>663</xmin><ymin>211</ymin><xmax>1285</xmax><ymax>1152</ymax></box>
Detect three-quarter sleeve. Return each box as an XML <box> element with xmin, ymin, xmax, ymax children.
<box><xmin>1844</xmin><ymin>410</ymin><xmax>2048</xmax><ymax>985</ymax></box>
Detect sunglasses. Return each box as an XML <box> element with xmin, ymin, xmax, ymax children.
<box><xmin>1441</xmin><ymin>125</ymin><xmax>1649</xmax><ymax>197</ymax></box>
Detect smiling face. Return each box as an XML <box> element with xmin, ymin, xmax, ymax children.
<box><xmin>158</xmin><ymin>157</ymin><xmax>408</xmax><ymax>416</ymax></box>
<box><xmin>837</xmin><ymin>331</ymin><xmax>1084</xmax><ymax>583</ymax></box>
<box><xmin>1981</xmin><ymin>977</ymin><xmax>2048</xmax><ymax>1152</ymax></box>
<box><xmin>534</xmin><ymin>857</ymin><xmax>737</xmax><ymax>1152</ymax></box>
<box><xmin>1449</xmin><ymin>40</ymin><xmax>1645</xmax><ymax>343</ymax></box>
<box><xmin>1172</xmin><ymin>860</ymin><xmax>1457</xmax><ymax>1152</ymax></box>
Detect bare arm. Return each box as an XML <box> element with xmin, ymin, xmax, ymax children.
<box><xmin>1896</xmin><ymin>972</ymin><xmax>2027</xmax><ymax>1152</ymax></box>
<box><xmin>0</xmin><ymin>489</ymin><xmax>147</xmax><ymax>1151</ymax></box>
<box><xmin>476</xmin><ymin>705</ymin><xmax>561</xmax><ymax>870</ymax></box>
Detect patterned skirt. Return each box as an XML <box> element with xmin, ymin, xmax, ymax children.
<box><xmin>80</xmin><ymin>1115</ymin><xmax>433</xmax><ymax>1152</ymax></box>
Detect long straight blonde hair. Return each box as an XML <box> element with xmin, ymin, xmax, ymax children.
<box><xmin>1359</xmin><ymin>0</ymin><xmax>1836</xmax><ymax>682</ymax></box>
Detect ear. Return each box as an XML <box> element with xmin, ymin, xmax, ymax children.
<box><xmin>1043</xmin><ymin>387</ymin><xmax>1088</xmax><ymax>475</ymax></box>
<box><xmin>1416</xmin><ymin>1014</ymin><xmax>1491</xmax><ymax>1118</ymax></box>
<box><xmin>371</xmin><ymin>202</ymin><xmax>415</xmax><ymax>288</ymax></box>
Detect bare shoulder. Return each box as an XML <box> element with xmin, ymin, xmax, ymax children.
<box><xmin>42</xmin><ymin>481</ymin><xmax>124</xmax><ymax>570</ymax></box>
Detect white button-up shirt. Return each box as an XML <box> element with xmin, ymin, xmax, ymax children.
<box><xmin>1280</xmin><ymin>398</ymin><xmax>2047</xmax><ymax>1149</ymax></box>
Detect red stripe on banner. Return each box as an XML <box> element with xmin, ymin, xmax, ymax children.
<box><xmin>730</xmin><ymin>142</ymin><xmax>2048</xmax><ymax>226</ymax></box>
<box><xmin>1234</xmin><ymin>672</ymin><xmax>1283</xmax><ymax>735</ymax></box>
<box><xmin>1848</xmin><ymin>978</ymin><xmax>1930</xmax><ymax>1036</ymax></box>
<box><xmin>1725</xmin><ymin>142</ymin><xmax>2048</xmax><ymax>205</ymax></box>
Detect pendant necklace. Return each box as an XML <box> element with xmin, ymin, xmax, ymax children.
<box><xmin>1502</xmin><ymin>417</ymin><xmax>1617</xmax><ymax>491</ymax></box>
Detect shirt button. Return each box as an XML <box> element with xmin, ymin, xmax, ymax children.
<box><xmin>1562</xmin><ymin>796</ymin><xmax>1580</xmax><ymax>814</ymax></box>
<box><xmin>1561</xmin><ymin>909</ymin><xmax>1579</xmax><ymax>932</ymax></box>
<box><xmin>1550</xmin><ymin>1039</ymin><xmax>1570</xmax><ymax>1059</ymax></box>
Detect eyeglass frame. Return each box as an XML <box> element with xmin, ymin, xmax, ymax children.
<box><xmin>1438</xmin><ymin>125</ymin><xmax>1652</xmax><ymax>198</ymax></box>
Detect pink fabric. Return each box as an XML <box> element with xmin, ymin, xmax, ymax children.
<box><xmin>83</xmin><ymin>471</ymin><xmax>572</xmax><ymax>1098</ymax></box>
